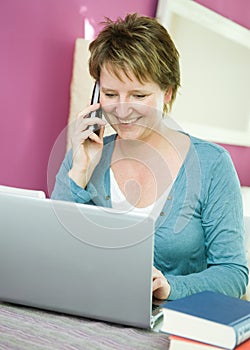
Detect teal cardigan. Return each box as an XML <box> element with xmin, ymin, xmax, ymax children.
<box><xmin>51</xmin><ymin>134</ymin><xmax>249</xmax><ymax>300</ymax></box>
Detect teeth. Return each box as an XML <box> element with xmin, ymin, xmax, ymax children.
<box><xmin>119</xmin><ymin>118</ymin><xmax>137</xmax><ymax>124</ymax></box>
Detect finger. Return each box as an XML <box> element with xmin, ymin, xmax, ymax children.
<box><xmin>72</xmin><ymin>129</ymin><xmax>93</xmax><ymax>147</ymax></box>
<box><xmin>78</xmin><ymin>116</ymin><xmax>106</xmax><ymax>129</ymax></box>
<box><xmin>152</xmin><ymin>266</ymin><xmax>158</xmax><ymax>273</ymax></box>
<box><xmin>99</xmin><ymin>125</ymin><xmax>106</xmax><ymax>139</ymax></box>
<box><xmin>152</xmin><ymin>266</ymin><xmax>162</xmax><ymax>279</ymax></box>
<box><xmin>77</xmin><ymin>103</ymin><xmax>101</xmax><ymax>119</ymax></box>
<box><xmin>152</xmin><ymin>266</ymin><xmax>157</xmax><ymax>278</ymax></box>
<box><xmin>152</xmin><ymin>277</ymin><xmax>163</xmax><ymax>292</ymax></box>
<box><xmin>85</xmin><ymin>117</ymin><xmax>106</xmax><ymax>127</ymax></box>
<box><xmin>74</xmin><ymin>118</ymin><xmax>106</xmax><ymax>138</ymax></box>
<box><xmin>88</xmin><ymin>124</ymin><xmax>106</xmax><ymax>144</ymax></box>
<box><xmin>88</xmin><ymin>132</ymin><xmax>103</xmax><ymax>144</ymax></box>
<box><xmin>74</xmin><ymin>123</ymin><xmax>105</xmax><ymax>146</ymax></box>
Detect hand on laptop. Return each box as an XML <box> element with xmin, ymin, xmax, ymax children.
<box><xmin>152</xmin><ymin>266</ymin><xmax>171</xmax><ymax>300</ymax></box>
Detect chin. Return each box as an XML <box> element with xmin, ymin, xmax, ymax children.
<box><xmin>116</xmin><ymin>127</ymin><xmax>145</xmax><ymax>141</ymax></box>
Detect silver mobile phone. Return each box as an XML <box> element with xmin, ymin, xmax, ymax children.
<box><xmin>88</xmin><ymin>81</ymin><xmax>102</xmax><ymax>135</ymax></box>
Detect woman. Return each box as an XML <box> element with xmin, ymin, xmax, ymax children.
<box><xmin>51</xmin><ymin>13</ymin><xmax>248</xmax><ymax>300</ymax></box>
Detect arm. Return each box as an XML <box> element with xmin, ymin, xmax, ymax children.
<box><xmin>154</xmin><ymin>150</ymin><xmax>248</xmax><ymax>301</ymax></box>
<box><xmin>51</xmin><ymin>150</ymin><xmax>97</xmax><ymax>204</ymax></box>
<box><xmin>168</xmin><ymin>151</ymin><xmax>248</xmax><ymax>300</ymax></box>
<box><xmin>51</xmin><ymin>103</ymin><xmax>106</xmax><ymax>203</ymax></box>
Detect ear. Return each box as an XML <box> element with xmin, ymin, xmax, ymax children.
<box><xmin>164</xmin><ymin>87</ymin><xmax>172</xmax><ymax>104</ymax></box>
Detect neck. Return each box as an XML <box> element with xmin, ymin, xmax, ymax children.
<box><xmin>115</xmin><ymin>125</ymin><xmax>171</xmax><ymax>162</ymax></box>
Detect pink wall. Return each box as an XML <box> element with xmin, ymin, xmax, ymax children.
<box><xmin>194</xmin><ymin>0</ymin><xmax>250</xmax><ymax>30</ymax></box>
<box><xmin>0</xmin><ymin>0</ymin><xmax>158</xmax><ymax>194</ymax></box>
<box><xmin>0</xmin><ymin>0</ymin><xmax>249</xmax><ymax>195</ymax></box>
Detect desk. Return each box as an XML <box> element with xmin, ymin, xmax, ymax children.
<box><xmin>0</xmin><ymin>303</ymin><xmax>170</xmax><ymax>349</ymax></box>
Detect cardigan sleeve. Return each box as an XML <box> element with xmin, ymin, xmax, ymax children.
<box><xmin>166</xmin><ymin>151</ymin><xmax>249</xmax><ymax>300</ymax></box>
<box><xmin>50</xmin><ymin>150</ymin><xmax>97</xmax><ymax>204</ymax></box>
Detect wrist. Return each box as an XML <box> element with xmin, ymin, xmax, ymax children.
<box><xmin>68</xmin><ymin>167</ymin><xmax>89</xmax><ymax>188</ymax></box>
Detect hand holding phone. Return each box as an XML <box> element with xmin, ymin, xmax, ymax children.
<box><xmin>68</xmin><ymin>81</ymin><xmax>105</xmax><ymax>188</ymax></box>
<box><xmin>88</xmin><ymin>81</ymin><xmax>102</xmax><ymax>135</ymax></box>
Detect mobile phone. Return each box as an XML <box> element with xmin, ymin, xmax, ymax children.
<box><xmin>88</xmin><ymin>81</ymin><xmax>102</xmax><ymax>135</ymax></box>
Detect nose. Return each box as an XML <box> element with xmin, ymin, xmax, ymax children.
<box><xmin>115</xmin><ymin>102</ymin><xmax>133</xmax><ymax>119</ymax></box>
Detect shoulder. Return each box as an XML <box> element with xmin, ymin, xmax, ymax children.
<box><xmin>188</xmin><ymin>134</ymin><xmax>232</xmax><ymax>169</ymax></box>
<box><xmin>189</xmin><ymin>135</ymin><xmax>228</xmax><ymax>158</ymax></box>
<box><xmin>187</xmin><ymin>134</ymin><xmax>239</xmax><ymax>188</ymax></box>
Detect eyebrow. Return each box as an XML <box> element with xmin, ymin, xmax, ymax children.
<box><xmin>101</xmin><ymin>87</ymin><xmax>150</xmax><ymax>93</ymax></box>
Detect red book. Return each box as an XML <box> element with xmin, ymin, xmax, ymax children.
<box><xmin>236</xmin><ymin>338</ymin><xmax>250</xmax><ymax>349</ymax></box>
<box><xmin>169</xmin><ymin>335</ymin><xmax>250</xmax><ymax>350</ymax></box>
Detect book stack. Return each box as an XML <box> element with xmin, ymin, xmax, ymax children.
<box><xmin>160</xmin><ymin>291</ymin><xmax>250</xmax><ymax>350</ymax></box>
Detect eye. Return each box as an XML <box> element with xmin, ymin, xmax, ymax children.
<box><xmin>104</xmin><ymin>93</ymin><xmax>117</xmax><ymax>98</ymax></box>
<box><xmin>133</xmin><ymin>94</ymin><xmax>147</xmax><ymax>99</ymax></box>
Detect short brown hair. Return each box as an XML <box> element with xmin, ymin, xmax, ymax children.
<box><xmin>89</xmin><ymin>13</ymin><xmax>180</xmax><ymax>112</ymax></box>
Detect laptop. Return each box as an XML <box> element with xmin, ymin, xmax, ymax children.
<box><xmin>0</xmin><ymin>190</ymin><xmax>163</xmax><ymax>329</ymax></box>
<box><xmin>0</xmin><ymin>184</ymin><xmax>46</xmax><ymax>198</ymax></box>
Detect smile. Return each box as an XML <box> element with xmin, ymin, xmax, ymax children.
<box><xmin>118</xmin><ymin>117</ymin><xmax>140</xmax><ymax>125</ymax></box>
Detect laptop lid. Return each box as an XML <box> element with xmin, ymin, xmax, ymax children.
<box><xmin>0</xmin><ymin>184</ymin><xmax>46</xmax><ymax>198</ymax></box>
<box><xmin>0</xmin><ymin>192</ymin><xmax>158</xmax><ymax>328</ymax></box>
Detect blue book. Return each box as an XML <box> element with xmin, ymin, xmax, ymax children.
<box><xmin>160</xmin><ymin>291</ymin><xmax>250</xmax><ymax>349</ymax></box>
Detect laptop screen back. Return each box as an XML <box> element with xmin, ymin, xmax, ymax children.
<box><xmin>0</xmin><ymin>193</ymin><xmax>155</xmax><ymax>328</ymax></box>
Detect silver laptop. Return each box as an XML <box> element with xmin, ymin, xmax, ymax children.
<box><xmin>0</xmin><ymin>191</ymin><xmax>163</xmax><ymax>329</ymax></box>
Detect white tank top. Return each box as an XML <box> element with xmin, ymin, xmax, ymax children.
<box><xmin>109</xmin><ymin>169</ymin><xmax>171</xmax><ymax>219</ymax></box>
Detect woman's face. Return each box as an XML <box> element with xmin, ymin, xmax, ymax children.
<box><xmin>99</xmin><ymin>65</ymin><xmax>170</xmax><ymax>141</ymax></box>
